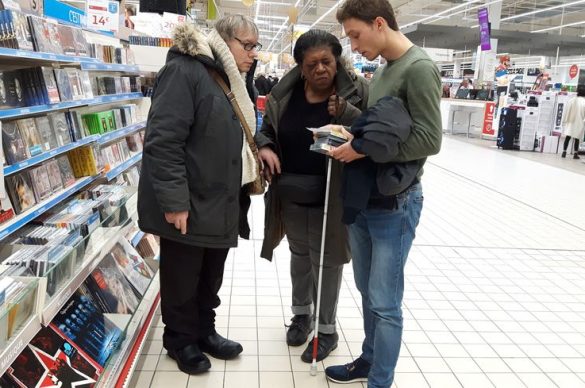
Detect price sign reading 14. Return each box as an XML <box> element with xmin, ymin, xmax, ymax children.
<box><xmin>87</xmin><ymin>0</ymin><xmax>119</xmax><ymax>32</ymax></box>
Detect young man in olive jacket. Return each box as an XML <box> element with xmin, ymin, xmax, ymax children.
<box><xmin>325</xmin><ymin>1</ymin><xmax>442</xmax><ymax>387</ymax></box>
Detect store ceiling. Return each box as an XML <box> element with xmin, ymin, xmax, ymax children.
<box><xmin>195</xmin><ymin>0</ymin><xmax>585</xmax><ymax>54</ymax></box>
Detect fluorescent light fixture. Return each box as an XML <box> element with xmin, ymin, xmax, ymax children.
<box><xmin>254</xmin><ymin>0</ymin><xmax>261</xmax><ymax>23</ymax></box>
<box><xmin>401</xmin><ymin>0</ymin><xmax>481</xmax><ymax>29</ymax></box>
<box><xmin>502</xmin><ymin>0</ymin><xmax>585</xmax><ymax>22</ymax></box>
<box><xmin>532</xmin><ymin>20</ymin><xmax>585</xmax><ymax>33</ymax></box>
<box><xmin>257</xmin><ymin>14</ymin><xmax>288</xmax><ymax>20</ymax></box>
<box><xmin>267</xmin><ymin>0</ymin><xmax>302</xmax><ymax>51</ymax></box>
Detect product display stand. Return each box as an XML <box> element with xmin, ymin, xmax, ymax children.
<box><xmin>0</xmin><ymin>10</ymin><xmax>161</xmax><ymax>387</ymax></box>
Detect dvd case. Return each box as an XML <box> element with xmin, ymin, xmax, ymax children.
<box><xmin>16</xmin><ymin>118</ymin><xmax>43</xmax><ymax>157</ymax></box>
<box><xmin>51</xmin><ymin>284</ymin><xmax>123</xmax><ymax>367</ymax></box>
<box><xmin>48</xmin><ymin>112</ymin><xmax>72</xmax><ymax>146</ymax></box>
<box><xmin>39</xmin><ymin>67</ymin><xmax>61</xmax><ymax>104</ymax></box>
<box><xmin>28</xmin><ymin>164</ymin><xmax>52</xmax><ymax>201</ymax></box>
<box><xmin>6</xmin><ymin>172</ymin><xmax>37</xmax><ymax>214</ymax></box>
<box><xmin>110</xmin><ymin>238</ymin><xmax>154</xmax><ymax>297</ymax></box>
<box><xmin>53</xmin><ymin>69</ymin><xmax>73</xmax><ymax>101</ymax></box>
<box><xmin>2</xmin><ymin>121</ymin><xmax>29</xmax><ymax>164</ymax></box>
<box><xmin>34</xmin><ymin>115</ymin><xmax>58</xmax><ymax>151</ymax></box>
<box><xmin>85</xmin><ymin>252</ymin><xmax>140</xmax><ymax>315</ymax></box>
<box><xmin>56</xmin><ymin>155</ymin><xmax>76</xmax><ymax>187</ymax></box>
<box><xmin>44</xmin><ymin>160</ymin><xmax>64</xmax><ymax>192</ymax></box>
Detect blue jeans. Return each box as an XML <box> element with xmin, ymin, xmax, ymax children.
<box><xmin>349</xmin><ymin>183</ymin><xmax>424</xmax><ymax>388</ymax></box>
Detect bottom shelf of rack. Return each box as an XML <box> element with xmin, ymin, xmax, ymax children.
<box><xmin>97</xmin><ymin>272</ymin><xmax>160</xmax><ymax>388</ymax></box>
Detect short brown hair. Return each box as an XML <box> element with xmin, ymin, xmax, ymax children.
<box><xmin>336</xmin><ymin>0</ymin><xmax>399</xmax><ymax>31</ymax></box>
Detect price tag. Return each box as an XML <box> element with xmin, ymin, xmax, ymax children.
<box><xmin>86</xmin><ymin>0</ymin><xmax>119</xmax><ymax>32</ymax></box>
<box><xmin>161</xmin><ymin>12</ymin><xmax>186</xmax><ymax>38</ymax></box>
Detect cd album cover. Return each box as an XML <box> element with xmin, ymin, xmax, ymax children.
<box><xmin>48</xmin><ymin>112</ymin><xmax>72</xmax><ymax>146</ymax></box>
<box><xmin>35</xmin><ymin>116</ymin><xmax>58</xmax><ymax>151</ymax></box>
<box><xmin>58</xmin><ymin>24</ymin><xmax>76</xmax><ymax>56</ymax></box>
<box><xmin>0</xmin><ymin>71</ymin><xmax>26</xmax><ymax>108</ymax></box>
<box><xmin>85</xmin><ymin>253</ymin><xmax>140</xmax><ymax>315</ymax></box>
<box><xmin>9</xmin><ymin>10</ymin><xmax>34</xmax><ymax>51</ymax></box>
<box><xmin>28</xmin><ymin>164</ymin><xmax>53</xmax><ymax>202</ymax></box>
<box><xmin>56</xmin><ymin>155</ymin><xmax>76</xmax><ymax>187</ymax></box>
<box><xmin>45</xmin><ymin>160</ymin><xmax>64</xmax><ymax>192</ymax></box>
<box><xmin>6</xmin><ymin>172</ymin><xmax>37</xmax><ymax>214</ymax></box>
<box><xmin>53</xmin><ymin>69</ymin><xmax>73</xmax><ymax>102</ymax></box>
<box><xmin>2</xmin><ymin>121</ymin><xmax>29</xmax><ymax>164</ymax></box>
<box><xmin>72</xmin><ymin>27</ymin><xmax>89</xmax><ymax>57</ymax></box>
<box><xmin>4</xmin><ymin>324</ymin><xmax>101</xmax><ymax>388</ymax></box>
<box><xmin>51</xmin><ymin>284</ymin><xmax>122</xmax><ymax>367</ymax></box>
<box><xmin>39</xmin><ymin>67</ymin><xmax>61</xmax><ymax>104</ymax></box>
<box><xmin>28</xmin><ymin>16</ymin><xmax>53</xmax><ymax>53</ymax></box>
<box><xmin>110</xmin><ymin>238</ymin><xmax>154</xmax><ymax>297</ymax></box>
<box><xmin>16</xmin><ymin>118</ymin><xmax>43</xmax><ymax>157</ymax></box>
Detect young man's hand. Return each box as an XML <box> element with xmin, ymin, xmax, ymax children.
<box><xmin>165</xmin><ymin>211</ymin><xmax>189</xmax><ymax>235</ymax></box>
<box><xmin>329</xmin><ymin>141</ymin><xmax>365</xmax><ymax>163</ymax></box>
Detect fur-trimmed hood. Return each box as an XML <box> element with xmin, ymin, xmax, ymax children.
<box><xmin>172</xmin><ymin>23</ymin><xmax>214</xmax><ymax>59</ymax></box>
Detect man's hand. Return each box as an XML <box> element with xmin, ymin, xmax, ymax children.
<box><xmin>329</xmin><ymin>141</ymin><xmax>365</xmax><ymax>163</ymax></box>
<box><xmin>165</xmin><ymin>211</ymin><xmax>189</xmax><ymax>235</ymax></box>
<box><xmin>328</xmin><ymin>95</ymin><xmax>347</xmax><ymax>118</ymax></box>
<box><xmin>258</xmin><ymin>146</ymin><xmax>281</xmax><ymax>183</ymax></box>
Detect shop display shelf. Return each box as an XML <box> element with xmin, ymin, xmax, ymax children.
<box><xmin>105</xmin><ymin>153</ymin><xmax>142</xmax><ymax>181</ymax></box>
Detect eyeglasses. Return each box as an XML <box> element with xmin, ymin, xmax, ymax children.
<box><xmin>234</xmin><ymin>37</ymin><xmax>262</xmax><ymax>52</ymax></box>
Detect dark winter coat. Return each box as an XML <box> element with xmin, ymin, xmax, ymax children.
<box><xmin>138</xmin><ymin>26</ymin><xmax>248</xmax><ymax>248</ymax></box>
<box><xmin>255</xmin><ymin>65</ymin><xmax>369</xmax><ymax>261</ymax></box>
<box><xmin>342</xmin><ymin>96</ymin><xmax>422</xmax><ymax>223</ymax></box>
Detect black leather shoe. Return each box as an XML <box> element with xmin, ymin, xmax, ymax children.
<box><xmin>167</xmin><ymin>344</ymin><xmax>211</xmax><ymax>374</ymax></box>
<box><xmin>301</xmin><ymin>332</ymin><xmax>338</xmax><ymax>363</ymax></box>
<box><xmin>286</xmin><ymin>314</ymin><xmax>313</xmax><ymax>346</ymax></box>
<box><xmin>198</xmin><ymin>332</ymin><xmax>243</xmax><ymax>360</ymax></box>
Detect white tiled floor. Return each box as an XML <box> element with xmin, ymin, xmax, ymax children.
<box><xmin>129</xmin><ymin>137</ymin><xmax>585</xmax><ymax>388</ymax></box>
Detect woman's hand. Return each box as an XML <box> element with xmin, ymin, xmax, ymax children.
<box><xmin>258</xmin><ymin>146</ymin><xmax>281</xmax><ymax>183</ymax></box>
<box><xmin>165</xmin><ymin>211</ymin><xmax>189</xmax><ymax>235</ymax></box>
<box><xmin>328</xmin><ymin>95</ymin><xmax>347</xmax><ymax>118</ymax></box>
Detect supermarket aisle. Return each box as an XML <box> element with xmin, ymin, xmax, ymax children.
<box><xmin>130</xmin><ymin>137</ymin><xmax>585</xmax><ymax>388</ymax></box>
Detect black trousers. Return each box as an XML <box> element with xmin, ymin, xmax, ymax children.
<box><xmin>159</xmin><ymin>237</ymin><xmax>229</xmax><ymax>350</ymax></box>
<box><xmin>563</xmin><ymin>136</ymin><xmax>580</xmax><ymax>152</ymax></box>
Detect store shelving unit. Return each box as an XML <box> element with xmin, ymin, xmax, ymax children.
<box><xmin>0</xmin><ymin>175</ymin><xmax>99</xmax><ymax>240</ymax></box>
<box><xmin>0</xmin><ymin>93</ymin><xmax>144</xmax><ymax>120</ymax></box>
<box><xmin>0</xmin><ymin>28</ymin><xmax>156</xmax><ymax>385</ymax></box>
<box><xmin>106</xmin><ymin>152</ymin><xmax>143</xmax><ymax>181</ymax></box>
<box><xmin>4</xmin><ymin>135</ymin><xmax>100</xmax><ymax>176</ymax></box>
<box><xmin>98</xmin><ymin>121</ymin><xmax>146</xmax><ymax>145</ymax></box>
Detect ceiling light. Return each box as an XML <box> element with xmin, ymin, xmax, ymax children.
<box><xmin>401</xmin><ymin>0</ymin><xmax>481</xmax><ymax>29</ymax></box>
<box><xmin>267</xmin><ymin>0</ymin><xmax>302</xmax><ymax>51</ymax></box>
<box><xmin>254</xmin><ymin>0</ymin><xmax>261</xmax><ymax>23</ymax></box>
<box><xmin>502</xmin><ymin>0</ymin><xmax>585</xmax><ymax>22</ymax></box>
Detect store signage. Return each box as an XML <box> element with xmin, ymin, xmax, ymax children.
<box><xmin>478</xmin><ymin>8</ymin><xmax>491</xmax><ymax>51</ymax></box>
<box><xmin>161</xmin><ymin>12</ymin><xmax>186</xmax><ymax>38</ymax></box>
<box><xmin>569</xmin><ymin>64</ymin><xmax>579</xmax><ymax>79</ymax></box>
<box><xmin>44</xmin><ymin>0</ymin><xmax>85</xmax><ymax>27</ymax></box>
<box><xmin>86</xmin><ymin>0</ymin><xmax>119</xmax><ymax>32</ymax></box>
<box><xmin>482</xmin><ymin>101</ymin><xmax>496</xmax><ymax>136</ymax></box>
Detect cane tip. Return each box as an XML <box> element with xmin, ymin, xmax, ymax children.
<box><xmin>310</xmin><ymin>363</ymin><xmax>318</xmax><ymax>376</ymax></box>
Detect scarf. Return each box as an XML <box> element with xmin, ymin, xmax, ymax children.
<box><xmin>207</xmin><ymin>30</ymin><xmax>258</xmax><ymax>187</ymax></box>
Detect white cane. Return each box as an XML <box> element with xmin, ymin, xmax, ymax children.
<box><xmin>310</xmin><ymin>155</ymin><xmax>333</xmax><ymax>376</ymax></box>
